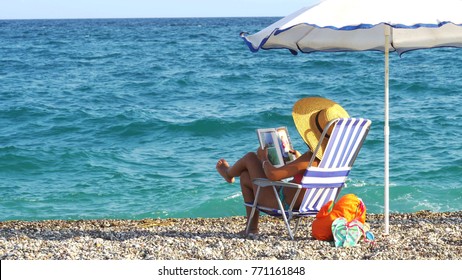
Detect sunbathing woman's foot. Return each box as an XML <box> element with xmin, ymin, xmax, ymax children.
<box><xmin>216</xmin><ymin>159</ymin><xmax>235</xmax><ymax>183</ymax></box>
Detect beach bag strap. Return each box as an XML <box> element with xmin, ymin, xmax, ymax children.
<box><xmin>355</xmin><ymin>198</ymin><xmax>366</xmax><ymax>220</ymax></box>
<box><xmin>352</xmin><ymin>199</ymin><xmax>375</xmax><ymax>243</ymax></box>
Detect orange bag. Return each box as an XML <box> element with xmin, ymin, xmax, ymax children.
<box><xmin>311</xmin><ymin>194</ymin><xmax>366</xmax><ymax>241</ymax></box>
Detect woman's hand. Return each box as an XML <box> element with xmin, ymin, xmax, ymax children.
<box><xmin>256</xmin><ymin>147</ymin><xmax>268</xmax><ymax>161</ymax></box>
<box><xmin>290</xmin><ymin>149</ymin><xmax>302</xmax><ymax>158</ymax></box>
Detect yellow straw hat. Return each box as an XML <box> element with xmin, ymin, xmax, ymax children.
<box><xmin>292</xmin><ymin>97</ymin><xmax>350</xmax><ymax>160</ymax></box>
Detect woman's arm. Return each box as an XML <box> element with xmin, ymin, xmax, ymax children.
<box><xmin>262</xmin><ymin>151</ymin><xmax>315</xmax><ymax>181</ymax></box>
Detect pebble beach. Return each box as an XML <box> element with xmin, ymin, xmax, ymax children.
<box><xmin>1</xmin><ymin>210</ymin><xmax>461</xmax><ymax>260</ymax></box>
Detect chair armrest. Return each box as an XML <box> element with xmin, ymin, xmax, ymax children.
<box><xmin>252</xmin><ymin>178</ymin><xmax>302</xmax><ymax>189</ymax></box>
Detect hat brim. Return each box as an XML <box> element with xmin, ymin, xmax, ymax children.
<box><xmin>292</xmin><ymin>97</ymin><xmax>349</xmax><ymax>160</ymax></box>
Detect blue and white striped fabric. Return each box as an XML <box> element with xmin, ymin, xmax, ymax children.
<box><xmin>299</xmin><ymin>118</ymin><xmax>371</xmax><ymax>213</ymax></box>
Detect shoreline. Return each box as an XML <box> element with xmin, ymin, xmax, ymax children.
<box><xmin>1</xmin><ymin>210</ymin><xmax>461</xmax><ymax>260</ymax></box>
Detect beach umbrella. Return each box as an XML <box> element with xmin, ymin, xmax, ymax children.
<box><xmin>241</xmin><ymin>0</ymin><xmax>462</xmax><ymax>234</ymax></box>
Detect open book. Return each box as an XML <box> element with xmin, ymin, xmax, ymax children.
<box><xmin>257</xmin><ymin>126</ymin><xmax>296</xmax><ymax>167</ymax></box>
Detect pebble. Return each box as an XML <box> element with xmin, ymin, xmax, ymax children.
<box><xmin>1</xmin><ymin>211</ymin><xmax>462</xmax><ymax>260</ymax></box>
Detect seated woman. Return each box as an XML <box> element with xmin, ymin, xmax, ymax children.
<box><xmin>216</xmin><ymin>97</ymin><xmax>349</xmax><ymax>235</ymax></box>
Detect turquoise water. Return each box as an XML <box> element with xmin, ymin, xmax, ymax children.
<box><xmin>0</xmin><ymin>18</ymin><xmax>461</xmax><ymax>221</ymax></box>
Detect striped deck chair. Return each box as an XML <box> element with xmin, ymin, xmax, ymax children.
<box><xmin>245</xmin><ymin>118</ymin><xmax>371</xmax><ymax>239</ymax></box>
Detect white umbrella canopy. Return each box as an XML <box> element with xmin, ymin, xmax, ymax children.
<box><xmin>241</xmin><ymin>0</ymin><xmax>462</xmax><ymax>234</ymax></box>
<box><xmin>244</xmin><ymin>0</ymin><xmax>462</xmax><ymax>54</ymax></box>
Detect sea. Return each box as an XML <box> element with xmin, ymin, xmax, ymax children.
<box><xmin>0</xmin><ymin>17</ymin><xmax>461</xmax><ymax>221</ymax></box>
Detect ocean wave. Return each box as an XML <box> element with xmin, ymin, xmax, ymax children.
<box><xmin>167</xmin><ymin>118</ymin><xmax>249</xmax><ymax>136</ymax></box>
<box><xmin>69</xmin><ymin>52</ymin><xmax>123</xmax><ymax>61</ymax></box>
<box><xmin>0</xmin><ymin>153</ymin><xmax>45</xmax><ymax>172</ymax></box>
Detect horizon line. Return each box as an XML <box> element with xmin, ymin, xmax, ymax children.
<box><xmin>0</xmin><ymin>15</ymin><xmax>284</xmax><ymax>21</ymax></box>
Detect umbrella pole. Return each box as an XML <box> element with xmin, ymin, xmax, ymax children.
<box><xmin>384</xmin><ymin>25</ymin><xmax>391</xmax><ymax>234</ymax></box>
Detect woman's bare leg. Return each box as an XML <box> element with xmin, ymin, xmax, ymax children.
<box><xmin>239</xmin><ymin>170</ymin><xmax>259</xmax><ymax>234</ymax></box>
<box><xmin>216</xmin><ymin>152</ymin><xmax>279</xmax><ymax>234</ymax></box>
<box><xmin>217</xmin><ymin>152</ymin><xmax>267</xmax><ymax>180</ymax></box>
<box><xmin>216</xmin><ymin>159</ymin><xmax>235</xmax><ymax>183</ymax></box>
<box><xmin>217</xmin><ymin>153</ymin><xmax>278</xmax><ymax>206</ymax></box>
